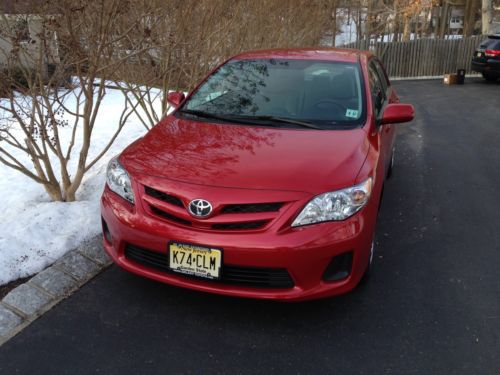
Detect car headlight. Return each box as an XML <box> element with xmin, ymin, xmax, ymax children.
<box><xmin>106</xmin><ymin>156</ymin><xmax>134</xmax><ymax>204</ymax></box>
<box><xmin>292</xmin><ymin>178</ymin><xmax>373</xmax><ymax>227</ymax></box>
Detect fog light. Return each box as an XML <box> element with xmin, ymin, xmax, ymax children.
<box><xmin>322</xmin><ymin>251</ymin><xmax>353</xmax><ymax>282</ymax></box>
<box><xmin>102</xmin><ymin>217</ymin><xmax>112</xmax><ymax>244</ymax></box>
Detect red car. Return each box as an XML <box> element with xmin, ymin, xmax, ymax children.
<box><xmin>101</xmin><ymin>48</ymin><xmax>414</xmax><ymax>301</ymax></box>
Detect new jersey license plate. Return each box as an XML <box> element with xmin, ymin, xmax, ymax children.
<box><xmin>169</xmin><ymin>242</ymin><xmax>222</xmax><ymax>279</ymax></box>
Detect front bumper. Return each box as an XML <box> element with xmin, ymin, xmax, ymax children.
<box><xmin>100</xmin><ymin>184</ymin><xmax>379</xmax><ymax>302</ymax></box>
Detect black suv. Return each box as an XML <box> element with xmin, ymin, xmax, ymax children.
<box><xmin>472</xmin><ymin>34</ymin><xmax>500</xmax><ymax>81</ymax></box>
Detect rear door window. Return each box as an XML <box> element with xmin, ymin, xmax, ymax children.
<box><xmin>373</xmin><ymin>60</ymin><xmax>389</xmax><ymax>93</ymax></box>
<box><xmin>479</xmin><ymin>38</ymin><xmax>500</xmax><ymax>50</ymax></box>
<box><xmin>368</xmin><ymin>61</ymin><xmax>385</xmax><ymax>116</ymax></box>
<box><xmin>491</xmin><ymin>40</ymin><xmax>500</xmax><ymax>50</ymax></box>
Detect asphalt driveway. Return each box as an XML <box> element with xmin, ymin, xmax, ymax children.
<box><xmin>0</xmin><ymin>78</ymin><xmax>499</xmax><ymax>374</ymax></box>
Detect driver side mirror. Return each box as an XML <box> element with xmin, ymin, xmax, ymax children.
<box><xmin>166</xmin><ymin>92</ymin><xmax>185</xmax><ymax>108</ymax></box>
<box><xmin>380</xmin><ymin>103</ymin><xmax>414</xmax><ymax>125</ymax></box>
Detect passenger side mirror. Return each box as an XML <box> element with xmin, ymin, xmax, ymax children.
<box><xmin>380</xmin><ymin>103</ymin><xmax>414</xmax><ymax>125</ymax></box>
<box><xmin>166</xmin><ymin>92</ymin><xmax>185</xmax><ymax>108</ymax></box>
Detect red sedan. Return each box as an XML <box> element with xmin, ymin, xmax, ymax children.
<box><xmin>101</xmin><ymin>48</ymin><xmax>414</xmax><ymax>301</ymax></box>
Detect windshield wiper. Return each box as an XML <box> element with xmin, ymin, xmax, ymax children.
<box><xmin>178</xmin><ymin>109</ymin><xmax>273</xmax><ymax>125</ymax></box>
<box><xmin>176</xmin><ymin>109</ymin><xmax>238</xmax><ymax>123</ymax></box>
<box><xmin>239</xmin><ymin>115</ymin><xmax>324</xmax><ymax>130</ymax></box>
<box><xmin>178</xmin><ymin>109</ymin><xmax>324</xmax><ymax>130</ymax></box>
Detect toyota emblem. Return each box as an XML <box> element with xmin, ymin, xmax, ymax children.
<box><xmin>188</xmin><ymin>199</ymin><xmax>213</xmax><ymax>218</ymax></box>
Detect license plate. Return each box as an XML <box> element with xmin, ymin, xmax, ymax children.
<box><xmin>169</xmin><ymin>242</ymin><xmax>222</xmax><ymax>279</ymax></box>
<box><xmin>477</xmin><ymin>52</ymin><xmax>482</xmax><ymax>57</ymax></box>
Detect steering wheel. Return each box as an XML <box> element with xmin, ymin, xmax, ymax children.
<box><xmin>312</xmin><ymin>100</ymin><xmax>347</xmax><ymax>113</ymax></box>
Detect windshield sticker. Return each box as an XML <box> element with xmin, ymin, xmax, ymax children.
<box><xmin>345</xmin><ymin>109</ymin><xmax>359</xmax><ymax>118</ymax></box>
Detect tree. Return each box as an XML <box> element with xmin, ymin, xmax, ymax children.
<box><xmin>114</xmin><ymin>0</ymin><xmax>330</xmax><ymax>130</ymax></box>
<box><xmin>482</xmin><ymin>0</ymin><xmax>493</xmax><ymax>34</ymax></box>
<box><xmin>0</xmin><ymin>1</ymin><xmax>156</xmax><ymax>201</ymax></box>
<box><xmin>464</xmin><ymin>0</ymin><xmax>480</xmax><ymax>36</ymax></box>
<box><xmin>0</xmin><ymin>0</ymin><xmax>336</xmax><ymax>202</ymax></box>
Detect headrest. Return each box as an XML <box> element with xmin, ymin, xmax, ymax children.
<box><xmin>330</xmin><ymin>73</ymin><xmax>356</xmax><ymax>99</ymax></box>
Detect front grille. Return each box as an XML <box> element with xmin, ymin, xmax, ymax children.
<box><xmin>149</xmin><ymin>206</ymin><xmax>266</xmax><ymax>230</ymax></box>
<box><xmin>145</xmin><ymin>186</ymin><xmax>184</xmax><ymax>208</ymax></box>
<box><xmin>124</xmin><ymin>244</ymin><xmax>294</xmax><ymax>289</ymax></box>
<box><xmin>221</xmin><ymin>202</ymin><xmax>283</xmax><ymax>214</ymax></box>
<box><xmin>150</xmin><ymin>206</ymin><xmax>192</xmax><ymax>226</ymax></box>
<box><xmin>144</xmin><ymin>186</ymin><xmax>284</xmax><ymax>231</ymax></box>
<box><xmin>212</xmin><ymin>221</ymin><xmax>268</xmax><ymax>230</ymax></box>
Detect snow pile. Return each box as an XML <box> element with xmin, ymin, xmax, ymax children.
<box><xmin>0</xmin><ymin>87</ymin><xmax>158</xmax><ymax>285</ymax></box>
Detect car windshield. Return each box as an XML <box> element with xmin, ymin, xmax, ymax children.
<box><xmin>179</xmin><ymin>59</ymin><xmax>366</xmax><ymax>129</ymax></box>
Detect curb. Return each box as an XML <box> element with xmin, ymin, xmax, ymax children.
<box><xmin>0</xmin><ymin>235</ymin><xmax>111</xmax><ymax>346</ymax></box>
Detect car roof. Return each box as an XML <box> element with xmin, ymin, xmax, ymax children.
<box><xmin>230</xmin><ymin>48</ymin><xmax>373</xmax><ymax>64</ymax></box>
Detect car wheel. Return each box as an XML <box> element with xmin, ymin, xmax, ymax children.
<box><xmin>359</xmin><ymin>240</ymin><xmax>375</xmax><ymax>285</ymax></box>
<box><xmin>482</xmin><ymin>72</ymin><xmax>498</xmax><ymax>82</ymax></box>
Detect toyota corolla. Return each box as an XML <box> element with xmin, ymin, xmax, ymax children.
<box><xmin>100</xmin><ymin>48</ymin><xmax>414</xmax><ymax>301</ymax></box>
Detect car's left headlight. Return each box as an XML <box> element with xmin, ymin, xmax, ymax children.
<box><xmin>106</xmin><ymin>156</ymin><xmax>134</xmax><ymax>204</ymax></box>
<box><xmin>292</xmin><ymin>178</ymin><xmax>373</xmax><ymax>227</ymax></box>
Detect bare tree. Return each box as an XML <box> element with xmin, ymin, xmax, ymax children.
<box><xmin>482</xmin><ymin>0</ymin><xmax>493</xmax><ymax>34</ymax></box>
<box><xmin>464</xmin><ymin>0</ymin><xmax>480</xmax><ymax>36</ymax></box>
<box><xmin>114</xmin><ymin>0</ymin><xmax>330</xmax><ymax>130</ymax></box>
<box><xmin>0</xmin><ymin>1</ymin><xmax>155</xmax><ymax>201</ymax></box>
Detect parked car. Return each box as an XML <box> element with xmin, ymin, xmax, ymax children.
<box><xmin>472</xmin><ymin>34</ymin><xmax>500</xmax><ymax>81</ymax></box>
<box><xmin>101</xmin><ymin>48</ymin><xmax>414</xmax><ymax>301</ymax></box>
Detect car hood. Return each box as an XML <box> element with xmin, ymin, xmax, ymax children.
<box><xmin>120</xmin><ymin>115</ymin><xmax>370</xmax><ymax>194</ymax></box>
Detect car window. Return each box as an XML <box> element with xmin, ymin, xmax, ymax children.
<box><xmin>373</xmin><ymin>60</ymin><xmax>389</xmax><ymax>93</ymax></box>
<box><xmin>182</xmin><ymin>59</ymin><xmax>366</xmax><ymax>128</ymax></box>
<box><xmin>368</xmin><ymin>62</ymin><xmax>385</xmax><ymax>115</ymax></box>
<box><xmin>479</xmin><ymin>38</ymin><xmax>500</xmax><ymax>49</ymax></box>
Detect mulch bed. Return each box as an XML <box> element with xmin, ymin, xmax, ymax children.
<box><xmin>0</xmin><ymin>276</ymin><xmax>31</xmax><ymax>299</ymax></box>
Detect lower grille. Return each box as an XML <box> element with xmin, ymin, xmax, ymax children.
<box><xmin>221</xmin><ymin>202</ymin><xmax>284</xmax><ymax>214</ymax></box>
<box><xmin>211</xmin><ymin>220</ymin><xmax>268</xmax><ymax>230</ymax></box>
<box><xmin>124</xmin><ymin>244</ymin><xmax>294</xmax><ymax>289</ymax></box>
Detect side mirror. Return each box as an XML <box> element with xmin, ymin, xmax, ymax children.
<box><xmin>380</xmin><ymin>103</ymin><xmax>414</xmax><ymax>125</ymax></box>
<box><xmin>166</xmin><ymin>92</ymin><xmax>185</xmax><ymax>108</ymax></box>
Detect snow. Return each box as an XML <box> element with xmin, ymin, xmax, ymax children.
<box><xmin>335</xmin><ymin>15</ymin><xmax>358</xmax><ymax>46</ymax></box>
<box><xmin>0</xmin><ymin>85</ymin><xmax>160</xmax><ymax>285</ymax></box>
<box><xmin>320</xmin><ymin>9</ymin><xmax>358</xmax><ymax>47</ymax></box>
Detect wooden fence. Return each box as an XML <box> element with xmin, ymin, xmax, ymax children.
<box><xmin>342</xmin><ymin>35</ymin><xmax>485</xmax><ymax>78</ymax></box>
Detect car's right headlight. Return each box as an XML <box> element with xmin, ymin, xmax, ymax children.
<box><xmin>292</xmin><ymin>178</ymin><xmax>372</xmax><ymax>227</ymax></box>
<box><xmin>106</xmin><ymin>156</ymin><xmax>134</xmax><ymax>204</ymax></box>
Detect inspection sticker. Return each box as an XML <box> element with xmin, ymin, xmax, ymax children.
<box><xmin>345</xmin><ymin>109</ymin><xmax>359</xmax><ymax>118</ymax></box>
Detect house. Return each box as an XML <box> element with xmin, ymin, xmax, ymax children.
<box><xmin>0</xmin><ymin>0</ymin><xmax>59</xmax><ymax>80</ymax></box>
<box><xmin>493</xmin><ymin>4</ymin><xmax>500</xmax><ymax>34</ymax></box>
<box><xmin>449</xmin><ymin>8</ymin><xmax>464</xmax><ymax>34</ymax></box>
